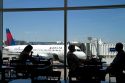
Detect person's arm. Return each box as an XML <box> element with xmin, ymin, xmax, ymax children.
<box><xmin>72</xmin><ymin>54</ymin><xmax>83</xmax><ymax>65</ymax></box>
<box><xmin>106</xmin><ymin>53</ymin><xmax>122</xmax><ymax>73</ymax></box>
<box><xmin>79</xmin><ymin>59</ymin><xmax>85</xmax><ymax>63</ymax></box>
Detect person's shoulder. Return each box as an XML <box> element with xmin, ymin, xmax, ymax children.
<box><xmin>123</xmin><ymin>50</ymin><xmax>125</xmax><ymax>53</ymax></box>
<box><xmin>122</xmin><ymin>51</ymin><xmax>125</xmax><ymax>56</ymax></box>
<box><xmin>121</xmin><ymin>50</ymin><xmax>125</xmax><ymax>55</ymax></box>
<box><xmin>67</xmin><ymin>52</ymin><xmax>72</xmax><ymax>54</ymax></box>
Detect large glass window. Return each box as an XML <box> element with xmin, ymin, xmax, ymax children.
<box><xmin>1</xmin><ymin>0</ymin><xmax>125</xmax><ymax>82</ymax></box>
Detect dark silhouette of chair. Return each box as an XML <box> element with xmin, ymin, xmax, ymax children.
<box><xmin>68</xmin><ymin>64</ymin><xmax>104</xmax><ymax>83</ymax></box>
<box><xmin>108</xmin><ymin>72</ymin><xmax>116</xmax><ymax>83</ymax></box>
<box><xmin>9</xmin><ymin>60</ymin><xmax>22</xmax><ymax>79</ymax></box>
<box><xmin>11</xmin><ymin>57</ymin><xmax>17</xmax><ymax>60</ymax></box>
<box><xmin>2</xmin><ymin>57</ymin><xmax>10</xmax><ymax>66</ymax></box>
<box><xmin>9</xmin><ymin>60</ymin><xmax>29</xmax><ymax>79</ymax></box>
<box><xmin>2</xmin><ymin>57</ymin><xmax>10</xmax><ymax>80</ymax></box>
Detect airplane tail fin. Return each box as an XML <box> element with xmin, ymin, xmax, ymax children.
<box><xmin>5</xmin><ymin>28</ymin><xmax>15</xmax><ymax>46</ymax></box>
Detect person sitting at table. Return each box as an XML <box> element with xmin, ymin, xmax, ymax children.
<box><xmin>16</xmin><ymin>44</ymin><xmax>35</xmax><ymax>78</ymax></box>
<box><xmin>67</xmin><ymin>44</ymin><xmax>105</xmax><ymax>81</ymax></box>
<box><xmin>67</xmin><ymin>44</ymin><xmax>84</xmax><ymax>71</ymax></box>
<box><xmin>67</xmin><ymin>44</ymin><xmax>85</xmax><ymax>80</ymax></box>
<box><xmin>106</xmin><ymin>42</ymin><xmax>125</xmax><ymax>83</ymax></box>
<box><xmin>18</xmin><ymin>44</ymin><xmax>34</xmax><ymax>64</ymax></box>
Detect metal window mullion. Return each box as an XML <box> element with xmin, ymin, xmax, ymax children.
<box><xmin>64</xmin><ymin>0</ymin><xmax>67</xmax><ymax>82</ymax></box>
<box><xmin>1</xmin><ymin>4</ymin><xmax>125</xmax><ymax>12</ymax></box>
<box><xmin>0</xmin><ymin>0</ymin><xmax>3</xmax><ymax>51</ymax></box>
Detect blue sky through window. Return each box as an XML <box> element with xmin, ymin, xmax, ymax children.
<box><xmin>3</xmin><ymin>0</ymin><xmax>125</xmax><ymax>43</ymax></box>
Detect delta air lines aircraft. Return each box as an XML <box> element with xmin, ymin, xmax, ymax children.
<box><xmin>3</xmin><ymin>28</ymin><xmax>86</xmax><ymax>62</ymax></box>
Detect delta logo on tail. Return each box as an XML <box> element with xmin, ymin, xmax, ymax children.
<box><xmin>5</xmin><ymin>28</ymin><xmax>15</xmax><ymax>46</ymax></box>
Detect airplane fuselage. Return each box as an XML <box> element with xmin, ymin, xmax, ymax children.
<box><xmin>4</xmin><ymin>44</ymin><xmax>86</xmax><ymax>61</ymax></box>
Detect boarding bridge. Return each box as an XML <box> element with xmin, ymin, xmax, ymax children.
<box><xmin>85</xmin><ymin>43</ymin><xmax>125</xmax><ymax>56</ymax></box>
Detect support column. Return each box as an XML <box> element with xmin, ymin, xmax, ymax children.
<box><xmin>0</xmin><ymin>0</ymin><xmax>3</xmax><ymax>50</ymax></box>
<box><xmin>64</xmin><ymin>0</ymin><xmax>67</xmax><ymax>82</ymax></box>
<box><xmin>0</xmin><ymin>0</ymin><xmax>3</xmax><ymax>68</ymax></box>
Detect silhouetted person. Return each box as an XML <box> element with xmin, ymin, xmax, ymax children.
<box><xmin>17</xmin><ymin>45</ymin><xmax>34</xmax><ymax>78</ymax></box>
<box><xmin>67</xmin><ymin>45</ymin><xmax>86</xmax><ymax>80</ymax></box>
<box><xmin>67</xmin><ymin>45</ymin><xmax>105</xmax><ymax>81</ymax></box>
<box><xmin>18</xmin><ymin>44</ymin><xmax>33</xmax><ymax>64</ymax></box>
<box><xmin>106</xmin><ymin>42</ymin><xmax>125</xmax><ymax>83</ymax></box>
<box><xmin>67</xmin><ymin>44</ymin><xmax>83</xmax><ymax>72</ymax></box>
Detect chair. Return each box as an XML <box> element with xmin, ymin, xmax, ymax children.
<box><xmin>9</xmin><ymin>60</ymin><xmax>22</xmax><ymax>79</ymax></box>
<box><xmin>108</xmin><ymin>72</ymin><xmax>116</xmax><ymax>83</ymax></box>
<box><xmin>11</xmin><ymin>57</ymin><xmax>17</xmax><ymax>60</ymax></box>
<box><xmin>2</xmin><ymin>57</ymin><xmax>10</xmax><ymax>66</ymax></box>
<box><xmin>2</xmin><ymin>57</ymin><xmax>10</xmax><ymax>80</ymax></box>
<box><xmin>10</xmin><ymin>60</ymin><xmax>29</xmax><ymax>79</ymax></box>
<box><xmin>68</xmin><ymin>65</ymin><xmax>102</xmax><ymax>83</ymax></box>
<box><xmin>16</xmin><ymin>63</ymin><xmax>33</xmax><ymax>79</ymax></box>
<box><xmin>31</xmin><ymin>70</ymin><xmax>61</xmax><ymax>83</ymax></box>
<box><xmin>10</xmin><ymin>60</ymin><xmax>20</xmax><ymax>67</ymax></box>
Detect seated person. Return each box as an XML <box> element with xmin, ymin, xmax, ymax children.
<box><xmin>106</xmin><ymin>43</ymin><xmax>125</xmax><ymax>83</ymax></box>
<box><xmin>67</xmin><ymin>44</ymin><xmax>84</xmax><ymax>72</ymax></box>
<box><xmin>67</xmin><ymin>45</ymin><xmax>104</xmax><ymax>81</ymax></box>
<box><xmin>18</xmin><ymin>44</ymin><xmax>34</xmax><ymax>64</ymax></box>
<box><xmin>67</xmin><ymin>45</ymin><xmax>86</xmax><ymax>80</ymax></box>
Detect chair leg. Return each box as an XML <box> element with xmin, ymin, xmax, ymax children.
<box><xmin>109</xmin><ymin>74</ymin><xmax>111</xmax><ymax>83</ymax></box>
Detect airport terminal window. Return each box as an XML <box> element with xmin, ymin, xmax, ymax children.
<box><xmin>1</xmin><ymin>0</ymin><xmax>125</xmax><ymax>82</ymax></box>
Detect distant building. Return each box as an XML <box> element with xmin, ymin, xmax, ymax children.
<box><xmin>15</xmin><ymin>40</ymin><xmax>28</xmax><ymax>45</ymax></box>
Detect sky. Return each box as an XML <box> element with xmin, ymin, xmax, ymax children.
<box><xmin>3</xmin><ymin>0</ymin><xmax>125</xmax><ymax>43</ymax></box>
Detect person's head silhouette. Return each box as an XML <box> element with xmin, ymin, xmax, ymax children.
<box><xmin>68</xmin><ymin>45</ymin><xmax>75</xmax><ymax>52</ymax></box>
<box><xmin>23</xmin><ymin>44</ymin><xmax>33</xmax><ymax>53</ymax></box>
<box><xmin>115</xmin><ymin>42</ymin><xmax>123</xmax><ymax>52</ymax></box>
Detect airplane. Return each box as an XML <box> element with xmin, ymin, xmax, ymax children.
<box><xmin>3</xmin><ymin>28</ymin><xmax>86</xmax><ymax>62</ymax></box>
